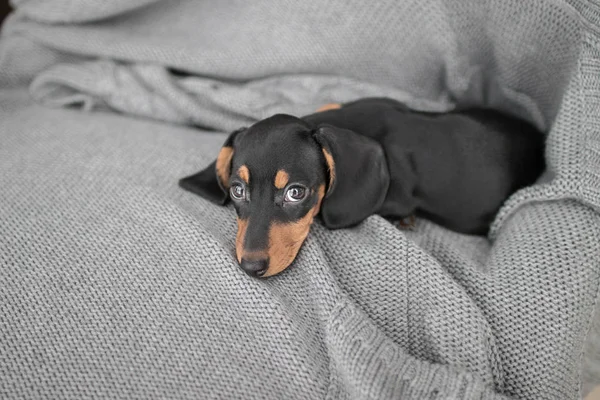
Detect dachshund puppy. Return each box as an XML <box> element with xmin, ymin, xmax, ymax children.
<box><xmin>179</xmin><ymin>98</ymin><xmax>545</xmax><ymax>277</ymax></box>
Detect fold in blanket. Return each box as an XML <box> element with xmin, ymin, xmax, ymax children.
<box><xmin>9</xmin><ymin>0</ymin><xmax>581</xmax><ymax>134</ymax></box>
<box><xmin>29</xmin><ymin>60</ymin><xmax>451</xmax><ymax>132</ymax></box>
<box><xmin>1</xmin><ymin>1</ymin><xmax>600</xmax><ymax>399</ymax></box>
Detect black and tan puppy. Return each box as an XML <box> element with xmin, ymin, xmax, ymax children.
<box><xmin>180</xmin><ymin>98</ymin><xmax>545</xmax><ymax>277</ymax></box>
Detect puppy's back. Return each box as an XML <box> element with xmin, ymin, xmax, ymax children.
<box><xmin>304</xmin><ymin>97</ymin><xmax>546</xmax><ymax>234</ymax></box>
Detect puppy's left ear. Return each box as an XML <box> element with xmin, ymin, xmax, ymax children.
<box><xmin>312</xmin><ymin>124</ymin><xmax>390</xmax><ymax>229</ymax></box>
<box><xmin>179</xmin><ymin>127</ymin><xmax>246</xmax><ymax>205</ymax></box>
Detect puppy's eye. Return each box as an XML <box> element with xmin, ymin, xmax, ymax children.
<box><xmin>230</xmin><ymin>184</ymin><xmax>246</xmax><ymax>200</ymax></box>
<box><xmin>284</xmin><ymin>185</ymin><xmax>306</xmax><ymax>202</ymax></box>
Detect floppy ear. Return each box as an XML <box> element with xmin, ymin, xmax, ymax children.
<box><xmin>179</xmin><ymin>128</ymin><xmax>246</xmax><ymax>205</ymax></box>
<box><xmin>312</xmin><ymin>124</ymin><xmax>390</xmax><ymax>229</ymax></box>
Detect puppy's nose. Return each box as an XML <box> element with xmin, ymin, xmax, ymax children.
<box><xmin>240</xmin><ymin>258</ymin><xmax>269</xmax><ymax>277</ymax></box>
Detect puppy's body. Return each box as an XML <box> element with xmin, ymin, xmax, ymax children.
<box><xmin>180</xmin><ymin>97</ymin><xmax>545</xmax><ymax>277</ymax></box>
<box><xmin>303</xmin><ymin>98</ymin><xmax>545</xmax><ymax>234</ymax></box>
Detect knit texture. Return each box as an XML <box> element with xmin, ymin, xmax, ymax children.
<box><xmin>1</xmin><ymin>1</ymin><xmax>599</xmax><ymax>399</ymax></box>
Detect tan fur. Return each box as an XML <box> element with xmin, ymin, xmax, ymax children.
<box><xmin>216</xmin><ymin>146</ymin><xmax>234</xmax><ymax>188</ymax></box>
<box><xmin>238</xmin><ymin>165</ymin><xmax>250</xmax><ymax>184</ymax></box>
<box><xmin>316</xmin><ymin>103</ymin><xmax>342</xmax><ymax>112</ymax></box>
<box><xmin>322</xmin><ymin>148</ymin><xmax>335</xmax><ymax>194</ymax></box>
<box><xmin>235</xmin><ymin>218</ymin><xmax>248</xmax><ymax>263</ymax></box>
<box><xmin>274</xmin><ymin>169</ymin><xmax>289</xmax><ymax>189</ymax></box>
<box><xmin>262</xmin><ymin>185</ymin><xmax>326</xmax><ymax>277</ymax></box>
<box><xmin>313</xmin><ymin>185</ymin><xmax>326</xmax><ymax>216</ymax></box>
<box><xmin>234</xmin><ymin>186</ymin><xmax>326</xmax><ymax>277</ymax></box>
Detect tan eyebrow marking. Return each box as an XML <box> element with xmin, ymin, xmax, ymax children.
<box><xmin>274</xmin><ymin>169</ymin><xmax>289</xmax><ymax>189</ymax></box>
<box><xmin>238</xmin><ymin>165</ymin><xmax>250</xmax><ymax>184</ymax></box>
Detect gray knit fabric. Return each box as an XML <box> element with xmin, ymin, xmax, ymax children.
<box><xmin>1</xmin><ymin>1</ymin><xmax>599</xmax><ymax>399</ymax></box>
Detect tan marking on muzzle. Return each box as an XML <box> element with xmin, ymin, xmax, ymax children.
<box><xmin>274</xmin><ymin>169</ymin><xmax>289</xmax><ymax>189</ymax></box>
<box><xmin>262</xmin><ymin>185</ymin><xmax>326</xmax><ymax>277</ymax></box>
<box><xmin>238</xmin><ymin>165</ymin><xmax>250</xmax><ymax>184</ymax></box>
<box><xmin>216</xmin><ymin>146</ymin><xmax>234</xmax><ymax>188</ymax></box>
<box><xmin>316</xmin><ymin>103</ymin><xmax>342</xmax><ymax>112</ymax></box>
<box><xmin>235</xmin><ymin>218</ymin><xmax>248</xmax><ymax>263</ymax></box>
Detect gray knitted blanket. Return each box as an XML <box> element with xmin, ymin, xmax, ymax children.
<box><xmin>1</xmin><ymin>1</ymin><xmax>600</xmax><ymax>399</ymax></box>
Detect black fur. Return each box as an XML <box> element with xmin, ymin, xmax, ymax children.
<box><xmin>180</xmin><ymin>97</ymin><xmax>546</xmax><ymax>236</ymax></box>
<box><xmin>312</xmin><ymin>125</ymin><xmax>390</xmax><ymax>229</ymax></box>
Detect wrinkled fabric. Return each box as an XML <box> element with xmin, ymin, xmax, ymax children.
<box><xmin>1</xmin><ymin>1</ymin><xmax>599</xmax><ymax>399</ymax></box>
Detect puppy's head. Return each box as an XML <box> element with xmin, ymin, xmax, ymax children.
<box><xmin>180</xmin><ymin>114</ymin><xmax>389</xmax><ymax>277</ymax></box>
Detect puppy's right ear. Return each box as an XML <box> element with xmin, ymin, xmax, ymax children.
<box><xmin>312</xmin><ymin>124</ymin><xmax>390</xmax><ymax>229</ymax></box>
<box><xmin>179</xmin><ymin>128</ymin><xmax>246</xmax><ymax>205</ymax></box>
